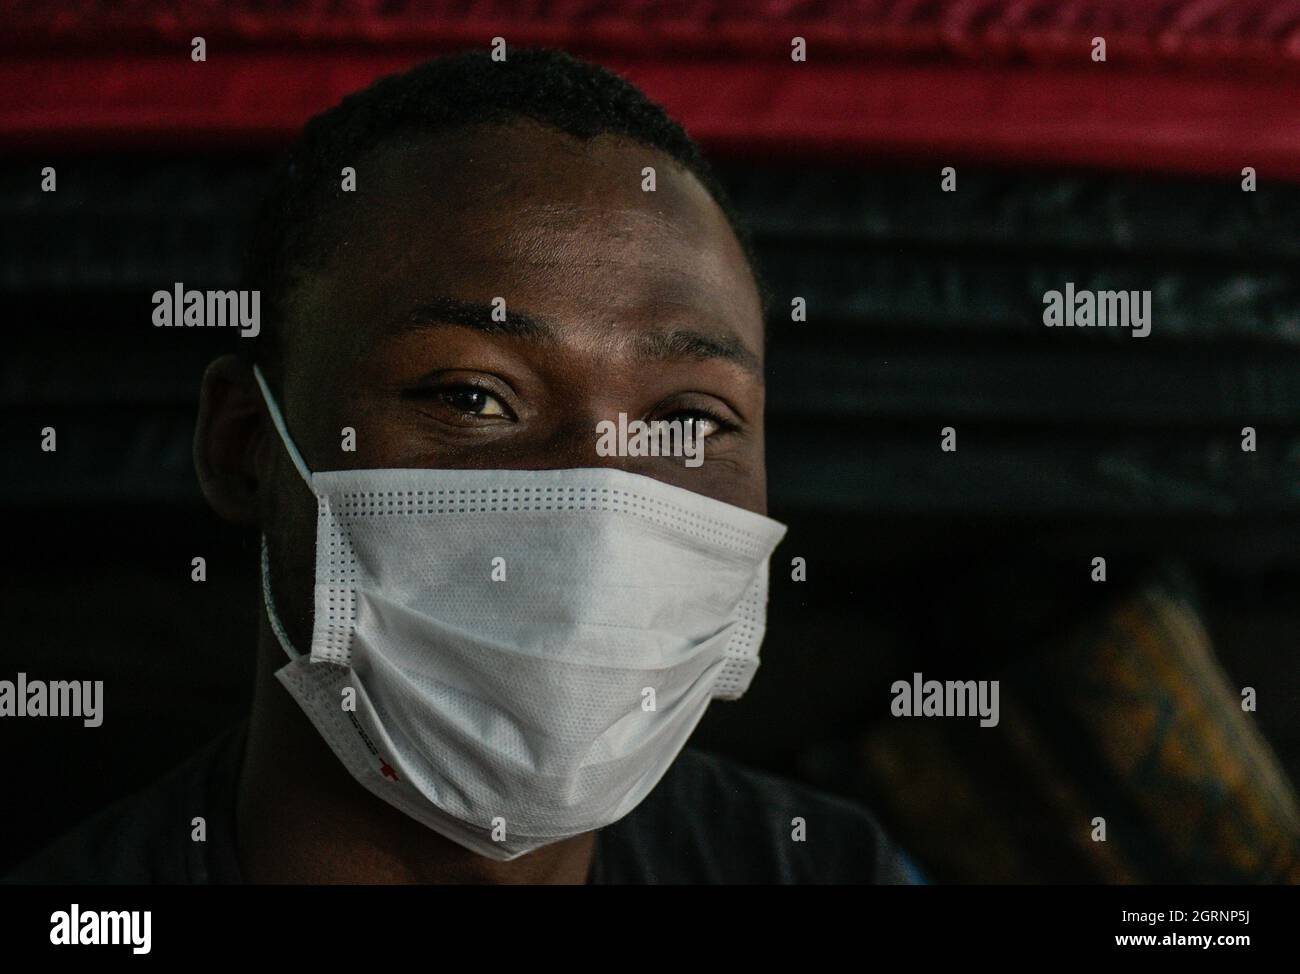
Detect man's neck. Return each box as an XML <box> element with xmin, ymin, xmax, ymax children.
<box><xmin>234</xmin><ymin>630</ymin><xmax>596</xmax><ymax>884</ymax></box>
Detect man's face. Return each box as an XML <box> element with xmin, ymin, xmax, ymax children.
<box><xmin>271</xmin><ymin>119</ymin><xmax>768</xmax><ymax>512</ymax></box>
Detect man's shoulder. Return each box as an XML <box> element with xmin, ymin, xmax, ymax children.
<box><xmin>595</xmin><ymin>746</ymin><xmax>922</xmax><ymax>884</ymax></box>
<box><xmin>5</xmin><ymin>731</ymin><xmax>922</xmax><ymax>885</ymax></box>
<box><xmin>2</xmin><ymin>725</ymin><xmax>246</xmax><ymax>885</ymax></box>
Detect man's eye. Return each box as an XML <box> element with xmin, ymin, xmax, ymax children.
<box><xmin>437</xmin><ymin>386</ymin><xmax>510</xmax><ymax>418</ymax></box>
<box><xmin>666</xmin><ymin>411</ymin><xmax>727</xmax><ymax>438</ymax></box>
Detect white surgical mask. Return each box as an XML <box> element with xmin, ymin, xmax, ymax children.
<box><xmin>252</xmin><ymin>364</ymin><xmax>786</xmax><ymax>860</ymax></box>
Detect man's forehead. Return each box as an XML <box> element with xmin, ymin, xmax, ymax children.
<box><xmin>354</xmin><ymin>123</ymin><xmax>729</xmax><ymax>262</ymax></box>
<box><xmin>289</xmin><ymin>122</ymin><xmax>762</xmax><ymax>370</ymax></box>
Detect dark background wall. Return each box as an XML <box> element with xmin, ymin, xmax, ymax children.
<box><xmin>3</xmin><ymin>154</ymin><xmax>1298</xmax><ymax>879</ymax></box>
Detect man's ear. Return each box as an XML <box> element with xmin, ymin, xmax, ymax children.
<box><xmin>194</xmin><ymin>354</ymin><xmax>266</xmax><ymax>525</ymax></box>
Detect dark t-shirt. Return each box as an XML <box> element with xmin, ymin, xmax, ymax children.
<box><xmin>3</xmin><ymin>722</ymin><xmax>922</xmax><ymax>884</ymax></box>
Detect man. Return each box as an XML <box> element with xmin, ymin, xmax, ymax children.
<box><xmin>6</xmin><ymin>48</ymin><xmax>918</xmax><ymax>884</ymax></box>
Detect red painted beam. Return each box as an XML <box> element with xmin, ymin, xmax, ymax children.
<box><xmin>4</xmin><ymin>1</ymin><xmax>1300</xmax><ymax>180</ymax></box>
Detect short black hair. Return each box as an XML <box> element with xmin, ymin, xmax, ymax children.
<box><xmin>239</xmin><ymin>46</ymin><xmax>770</xmax><ymax>386</ymax></box>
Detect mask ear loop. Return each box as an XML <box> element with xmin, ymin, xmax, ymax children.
<box><xmin>260</xmin><ymin>535</ymin><xmax>303</xmax><ymax>662</ymax></box>
<box><xmin>251</xmin><ymin>364</ymin><xmax>312</xmax><ymax>662</ymax></box>
<box><xmin>252</xmin><ymin>363</ymin><xmax>313</xmax><ymax>486</ymax></box>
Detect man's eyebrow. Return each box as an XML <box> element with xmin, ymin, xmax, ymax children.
<box><xmin>635</xmin><ymin>329</ymin><xmax>763</xmax><ymax>378</ymax></box>
<box><xmin>394</xmin><ymin>296</ymin><xmax>762</xmax><ymax>377</ymax></box>
<box><xmin>398</xmin><ymin>297</ymin><xmax>556</xmax><ymax>338</ymax></box>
